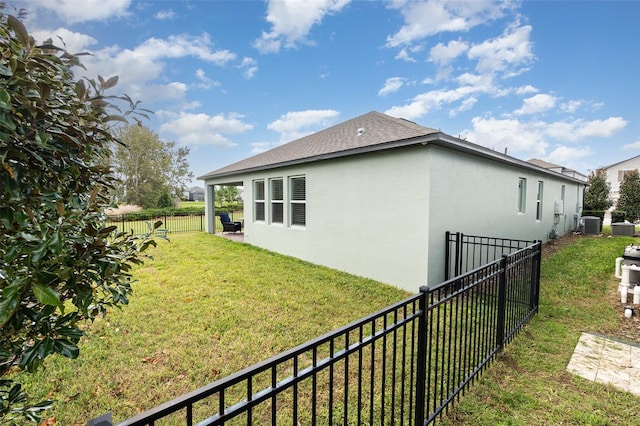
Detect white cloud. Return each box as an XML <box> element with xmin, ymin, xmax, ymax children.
<box><xmin>395</xmin><ymin>48</ymin><xmax>416</xmax><ymax>62</ymax></box>
<box><xmin>33</xmin><ymin>0</ymin><xmax>131</xmax><ymax>23</ymax></box>
<box><xmin>253</xmin><ymin>0</ymin><xmax>351</xmax><ymax>54</ymax></box>
<box><xmin>31</xmin><ymin>27</ymin><xmax>97</xmax><ymax>53</ymax></box>
<box><xmin>467</xmin><ymin>22</ymin><xmax>534</xmax><ymax>76</ymax></box>
<box><xmin>239</xmin><ymin>57</ymin><xmax>259</xmax><ymax>79</ymax></box>
<box><xmin>514</xmin><ymin>94</ymin><xmax>557</xmax><ymax>115</ymax></box>
<box><xmin>622</xmin><ymin>141</ymin><xmax>640</xmax><ymax>151</ymax></box>
<box><xmin>131</xmin><ymin>34</ymin><xmax>236</xmax><ymax>65</ymax></box>
<box><xmin>267</xmin><ymin>110</ymin><xmax>340</xmax><ymax>142</ymax></box>
<box><xmin>378</xmin><ymin>77</ymin><xmax>406</xmax><ymax>96</ymax></box>
<box><xmin>69</xmin><ymin>33</ymin><xmax>237</xmax><ymax>105</ymax></box>
<box><xmin>159</xmin><ymin>112</ymin><xmax>254</xmax><ymax>147</ymax></box>
<box><xmin>155</xmin><ymin>10</ymin><xmax>176</xmax><ymax>20</ymax></box>
<box><xmin>429</xmin><ymin>39</ymin><xmax>469</xmax><ymax>66</ymax></box>
<box><xmin>544</xmin><ymin>146</ymin><xmax>594</xmax><ymax>164</ymax></box>
<box><xmin>449</xmin><ymin>97</ymin><xmax>477</xmax><ymax>116</ymax></box>
<box><xmin>545</xmin><ymin>117</ymin><xmax>627</xmax><ymax>142</ymax></box>
<box><xmin>461</xmin><ymin>115</ymin><xmax>628</xmax><ymax>161</ymax></box>
<box><xmin>560</xmin><ymin>100</ymin><xmax>583</xmax><ymax>113</ymax></box>
<box><xmin>385</xmin><ymin>72</ymin><xmax>496</xmax><ymax>120</ymax></box>
<box><xmin>386</xmin><ymin>0</ymin><xmax>511</xmax><ymax>47</ymax></box>
<box><xmin>195</xmin><ymin>69</ymin><xmax>220</xmax><ymax>90</ymax></box>
<box><xmin>515</xmin><ymin>85</ymin><xmax>538</xmax><ymax>95</ymax></box>
<box><xmin>462</xmin><ymin>116</ymin><xmax>549</xmax><ymax>157</ymax></box>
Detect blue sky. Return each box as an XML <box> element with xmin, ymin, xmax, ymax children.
<box><xmin>13</xmin><ymin>0</ymin><xmax>640</xmax><ymax>185</ymax></box>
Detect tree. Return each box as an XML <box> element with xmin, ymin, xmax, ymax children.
<box><xmin>0</xmin><ymin>9</ymin><xmax>157</xmax><ymax>423</ymax></box>
<box><xmin>583</xmin><ymin>170</ymin><xmax>612</xmax><ymax>211</ymax></box>
<box><xmin>616</xmin><ymin>169</ymin><xmax>640</xmax><ymax>222</ymax></box>
<box><xmin>113</xmin><ymin>124</ymin><xmax>193</xmax><ymax>208</ymax></box>
<box><xmin>216</xmin><ymin>186</ymin><xmax>240</xmax><ymax>206</ymax></box>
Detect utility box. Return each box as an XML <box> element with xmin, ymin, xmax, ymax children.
<box><xmin>580</xmin><ymin>216</ymin><xmax>601</xmax><ymax>235</ymax></box>
<box><xmin>611</xmin><ymin>222</ymin><xmax>636</xmax><ymax>237</ymax></box>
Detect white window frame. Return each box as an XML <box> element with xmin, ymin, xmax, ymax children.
<box><xmin>518</xmin><ymin>177</ymin><xmax>527</xmax><ymax>214</ymax></box>
<box><xmin>536</xmin><ymin>180</ymin><xmax>543</xmax><ymax>221</ymax></box>
<box><xmin>270</xmin><ymin>178</ymin><xmax>284</xmax><ymax>225</ymax></box>
<box><xmin>289</xmin><ymin>175</ymin><xmax>306</xmax><ymax>227</ymax></box>
<box><xmin>254</xmin><ymin>180</ymin><xmax>265</xmax><ymax>222</ymax></box>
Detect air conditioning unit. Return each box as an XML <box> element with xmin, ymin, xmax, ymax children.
<box><xmin>580</xmin><ymin>216</ymin><xmax>601</xmax><ymax>235</ymax></box>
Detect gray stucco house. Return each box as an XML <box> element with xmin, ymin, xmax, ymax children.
<box><xmin>199</xmin><ymin>111</ymin><xmax>585</xmax><ymax>292</ymax></box>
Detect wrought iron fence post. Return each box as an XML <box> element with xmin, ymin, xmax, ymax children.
<box><xmin>414</xmin><ymin>285</ymin><xmax>429</xmax><ymax>425</ymax></box>
<box><xmin>530</xmin><ymin>241</ymin><xmax>542</xmax><ymax>312</ymax></box>
<box><xmin>496</xmin><ymin>254</ymin><xmax>508</xmax><ymax>352</ymax></box>
<box><xmin>444</xmin><ymin>231</ymin><xmax>451</xmax><ymax>281</ymax></box>
<box><xmin>455</xmin><ymin>232</ymin><xmax>463</xmax><ymax>278</ymax></box>
<box><xmin>121</xmin><ymin>214</ymin><xmax>125</xmax><ymax>234</ymax></box>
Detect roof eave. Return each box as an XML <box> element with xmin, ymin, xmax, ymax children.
<box><xmin>198</xmin><ymin>133</ymin><xmax>440</xmax><ymax>181</ymax></box>
<box><xmin>199</xmin><ymin>132</ymin><xmax>586</xmax><ymax>186</ymax></box>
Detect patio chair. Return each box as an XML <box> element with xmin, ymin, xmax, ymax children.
<box><xmin>219</xmin><ymin>213</ymin><xmax>242</xmax><ymax>233</ymax></box>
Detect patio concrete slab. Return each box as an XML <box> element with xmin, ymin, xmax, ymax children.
<box><xmin>216</xmin><ymin>232</ymin><xmax>244</xmax><ymax>242</ymax></box>
<box><xmin>567</xmin><ymin>332</ymin><xmax>640</xmax><ymax>396</ymax></box>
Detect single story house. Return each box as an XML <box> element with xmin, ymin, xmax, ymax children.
<box><xmin>199</xmin><ymin>111</ymin><xmax>586</xmax><ymax>292</ymax></box>
<box><xmin>184</xmin><ymin>186</ymin><xmax>205</xmax><ymax>202</ymax></box>
<box><xmin>598</xmin><ymin>154</ymin><xmax>640</xmax><ymax>206</ymax></box>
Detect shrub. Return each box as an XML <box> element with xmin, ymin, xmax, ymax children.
<box><xmin>611</xmin><ymin>211</ymin><xmax>627</xmax><ymax>223</ymax></box>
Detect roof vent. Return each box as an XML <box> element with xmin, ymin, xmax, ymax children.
<box><xmin>357</xmin><ymin>127</ymin><xmax>366</xmax><ymax>136</ymax></box>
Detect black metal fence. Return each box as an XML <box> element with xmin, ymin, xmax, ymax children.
<box><xmin>105</xmin><ymin>212</ymin><xmax>205</xmax><ymax>235</ymax></box>
<box><xmin>444</xmin><ymin>231</ymin><xmax>537</xmax><ymax>280</ymax></box>
<box><xmin>100</xmin><ymin>234</ymin><xmax>541</xmax><ymax>426</ymax></box>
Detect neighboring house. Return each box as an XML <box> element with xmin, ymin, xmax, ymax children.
<box><xmin>185</xmin><ymin>186</ymin><xmax>205</xmax><ymax>202</ymax></box>
<box><xmin>199</xmin><ymin>111</ymin><xmax>585</xmax><ymax>293</ymax></box>
<box><xmin>598</xmin><ymin>154</ymin><xmax>640</xmax><ymax>206</ymax></box>
<box><xmin>527</xmin><ymin>158</ymin><xmax>588</xmax><ymax>183</ymax></box>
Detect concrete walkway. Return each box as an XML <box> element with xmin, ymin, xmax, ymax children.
<box><xmin>216</xmin><ymin>231</ymin><xmax>244</xmax><ymax>242</ymax></box>
<box><xmin>567</xmin><ymin>332</ymin><xmax>640</xmax><ymax>396</ymax></box>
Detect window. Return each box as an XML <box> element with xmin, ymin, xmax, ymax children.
<box><xmin>270</xmin><ymin>178</ymin><xmax>284</xmax><ymax>224</ymax></box>
<box><xmin>254</xmin><ymin>180</ymin><xmax>265</xmax><ymax>221</ymax></box>
<box><xmin>290</xmin><ymin>176</ymin><xmax>306</xmax><ymax>226</ymax></box>
<box><xmin>619</xmin><ymin>169</ymin><xmax>636</xmax><ymax>182</ymax></box>
<box><xmin>518</xmin><ymin>178</ymin><xmax>526</xmax><ymax>213</ymax></box>
<box><xmin>536</xmin><ymin>181</ymin><xmax>543</xmax><ymax>221</ymax></box>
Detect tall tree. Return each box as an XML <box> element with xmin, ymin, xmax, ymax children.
<box><xmin>113</xmin><ymin>125</ymin><xmax>193</xmax><ymax>208</ymax></box>
<box><xmin>0</xmin><ymin>8</ymin><xmax>157</xmax><ymax>422</ymax></box>
<box><xmin>616</xmin><ymin>169</ymin><xmax>640</xmax><ymax>222</ymax></box>
<box><xmin>216</xmin><ymin>185</ymin><xmax>240</xmax><ymax>205</ymax></box>
<box><xmin>583</xmin><ymin>169</ymin><xmax>612</xmax><ymax>211</ymax></box>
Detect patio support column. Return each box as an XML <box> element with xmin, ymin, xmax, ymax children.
<box><xmin>205</xmin><ymin>184</ymin><xmax>216</xmax><ymax>234</ymax></box>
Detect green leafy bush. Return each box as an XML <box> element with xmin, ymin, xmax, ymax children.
<box><xmin>611</xmin><ymin>211</ymin><xmax>626</xmax><ymax>223</ymax></box>
<box><xmin>0</xmin><ymin>8</ymin><xmax>155</xmax><ymax>423</ymax></box>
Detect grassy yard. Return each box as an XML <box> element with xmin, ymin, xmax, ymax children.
<box><xmin>14</xmin><ymin>230</ymin><xmax>640</xmax><ymax>424</ymax></box>
<box><xmin>440</xmin><ymin>230</ymin><xmax>640</xmax><ymax>425</ymax></box>
<box><xmin>15</xmin><ymin>233</ymin><xmax>409</xmax><ymax>424</ymax></box>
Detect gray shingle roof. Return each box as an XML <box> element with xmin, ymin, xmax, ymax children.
<box><xmin>198</xmin><ymin>111</ymin><xmax>438</xmax><ymax>180</ymax></box>
<box><xmin>527</xmin><ymin>158</ymin><xmax>563</xmax><ymax>169</ymax></box>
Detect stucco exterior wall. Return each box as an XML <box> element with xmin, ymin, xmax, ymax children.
<box><xmin>203</xmin><ymin>145</ymin><xmax>584</xmax><ymax>293</ymax></box>
<box><xmin>221</xmin><ymin>146</ymin><xmax>432</xmax><ymax>292</ymax></box>
<box><xmin>425</xmin><ymin>146</ymin><xmax>583</xmax><ymax>284</ymax></box>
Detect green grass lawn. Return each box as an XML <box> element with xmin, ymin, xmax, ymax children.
<box><xmin>15</xmin><ymin>233</ymin><xmax>409</xmax><ymax>424</ymax></box>
<box><xmin>14</xmin><ymin>230</ymin><xmax>640</xmax><ymax>424</ymax></box>
<box><xmin>440</xmin><ymin>230</ymin><xmax>640</xmax><ymax>426</ymax></box>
